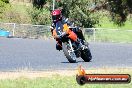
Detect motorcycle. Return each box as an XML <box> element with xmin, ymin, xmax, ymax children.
<box><xmin>54</xmin><ymin>23</ymin><xmax>92</xmax><ymax>63</ymax></box>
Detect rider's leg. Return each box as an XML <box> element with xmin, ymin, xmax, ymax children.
<box><xmin>51</xmin><ymin>29</ymin><xmax>62</xmax><ymax>51</ymax></box>
<box><xmin>72</xmin><ymin>28</ymin><xmax>89</xmax><ymax>48</ymax></box>
<box><xmin>78</xmin><ymin>31</ymin><xmax>85</xmax><ymax>40</ymax></box>
<box><xmin>73</xmin><ymin>28</ymin><xmax>85</xmax><ymax>44</ymax></box>
<box><xmin>77</xmin><ymin>31</ymin><xmax>85</xmax><ymax>43</ymax></box>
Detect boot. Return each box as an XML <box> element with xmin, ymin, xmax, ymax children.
<box><xmin>56</xmin><ymin>41</ymin><xmax>62</xmax><ymax>51</ymax></box>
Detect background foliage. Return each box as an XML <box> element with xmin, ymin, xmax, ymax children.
<box><xmin>55</xmin><ymin>0</ymin><xmax>99</xmax><ymax>28</ymax></box>
<box><xmin>0</xmin><ymin>0</ymin><xmax>132</xmax><ymax>27</ymax></box>
<box><xmin>106</xmin><ymin>0</ymin><xmax>132</xmax><ymax>26</ymax></box>
<box><xmin>27</xmin><ymin>7</ymin><xmax>51</xmax><ymax>25</ymax></box>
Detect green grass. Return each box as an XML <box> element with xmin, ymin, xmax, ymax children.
<box><xmin>0</xmin><ymin>74</ymin><xmax>131</xmax><ymax>88</ymax></box>
<box><xmin>96</xmin><ymin>30</ymin><xmax>132</xmax><ymax>43</ymax></box>
<box><xmin>85</xmin><ymin>29</ymin><xmax>132</xmax><ymax>43</ymax></box>
<box><xmin>0</xmin><ymin>68</ymin><xmax>131</xmax><ymax>88</ymax></box>
<box><xmin>97</xmin><ymin>21</ymin><xmax>132</xmax><ymax>30</ymax></box>
<box><xmin>96</xmin><ymin>16</ymin><xmax>132</xmax><ymax>30</ymax></box>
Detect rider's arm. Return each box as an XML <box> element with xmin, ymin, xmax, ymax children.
<box><xmin>50</xmin><ymin>23</ymin><xmax>55</xmax><ymax>34</ymax></box>
<box><xmin>50</xmin><ymin>23</ymin><xmax>58</xmax><ymax>39</ymax></box>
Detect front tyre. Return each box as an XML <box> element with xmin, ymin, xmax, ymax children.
<box><xmin>81</xmin><ymin>48</ymin><xmax>92</xmax><ymax>62</ymax></box>
<box><xmin>62</xmin><ymin>43</ymin><xmax>76</xmax><ymax>63</ymax></box>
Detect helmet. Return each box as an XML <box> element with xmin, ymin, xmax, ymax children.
<box><xmin>51</xmin><ymin>9</ymin><xmax>62</xmax><ymax>23</ymax></box>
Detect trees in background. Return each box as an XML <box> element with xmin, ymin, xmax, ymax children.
<box><xmin>59</xmin><ymin>0</ymin><xmax>99</xmax><ymax>28</ymax></box>
<box><xmin>27</xmin><ymin>7</ymin><xmax>51</xmax><ymax>25</ymax></box>
<box><xmin>32</xmin><ymin>0</ymin><xmax>132</xmax><ymax>27</ymax></box>
<box><xmin>31</xmin><ymin>0</ymin><xmax>99</xmax><ymax>27</ymax></box>
<box><xmin>0</xmin><ymin>0</ymin><xmax>132</xmax><ymax>26</ymax></box>
<box><xmin>106</xmin><ymin>0</ymin><xmax>132</xmax><ymax>26</ymax></box>
<box><xmin>89</xmin><ymin>0</ymin><xmax>132</xmax><ymax>26</ymax></box>
<box><xmin>0</xmin><ymin>0</ymin><xmax>9</xmax><ymax>21</ymax></box>
<box><xmin>32</xmin><ymin>0</ymin><xmax>47</xmax><ymax>8</ymax></box>
<box><xmin>1</xmin><ymin>0</ymin><xmax>9</xmax><ymax>3</ymax></box>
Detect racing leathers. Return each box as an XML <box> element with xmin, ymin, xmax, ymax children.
<box><xmin>50</xmin><ymin>17</ymin><xmax>86</xmax><ymax>51</ymax></box>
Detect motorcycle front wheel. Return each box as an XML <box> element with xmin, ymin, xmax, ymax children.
<box><xmin>62</xmin><ymin>43</ymin><xmax>76</xmax><ymax>63</ymax></box>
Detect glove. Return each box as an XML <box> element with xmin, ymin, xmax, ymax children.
<box><xmin>50</xmin><ymin>26</ymin><xmax>54</xmax><ymax>35</ymax></box>
<box><xmin>50</xmin><ymin>23</ymin><xmax>55</xmax><ymax>32</ymax></box>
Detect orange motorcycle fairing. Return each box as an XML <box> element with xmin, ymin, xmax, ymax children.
<box><xmin>68</xmin><ymin>30</ymin><xmax>77</xmax><ymax>41</ymax></box>
<box><xmin>63</xmin><ymin>24</ymin><xmax>77</xmax><ymax>41</ymax></box>
<box><xmin>52</xmin><ymin>23</ymin><xmax>78</xmax><ymax>41</ymax></box>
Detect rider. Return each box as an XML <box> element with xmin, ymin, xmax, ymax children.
<box><xmin>50</xmin><ymin>9</ymin><xmax>86</xmax><ymax>51</ymax></box>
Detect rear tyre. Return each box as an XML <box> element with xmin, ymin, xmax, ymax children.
<box><xmin>81</xmin><ymin>48</ymin><xmax>92</xmax><ymax>62</ymax></box>
<box><xmin>62</xmin><ymin>43</ymin><xmax>76</xmax><ymax>63</ymax></box>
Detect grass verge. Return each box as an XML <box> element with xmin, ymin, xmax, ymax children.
<box><xmin>0</xmin><ymin>68</ymin><xmax>131</xmax><ymax>88</ymax></box>
<box><xmin>85</xmin><ymin>29</ymin><xmax>132</xmax><ymax>43</ymax></box>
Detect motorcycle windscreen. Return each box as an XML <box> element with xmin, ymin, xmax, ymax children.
<box><xmin>55</xmin><ymin>21</ymin><xmax>63</xmax><ymax>35</ymax></box>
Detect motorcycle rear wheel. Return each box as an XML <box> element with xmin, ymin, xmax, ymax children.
<box><xmin>81</xmin><ymin>48</ymin><xmax>92</xmax><ymax>62</ymax></box>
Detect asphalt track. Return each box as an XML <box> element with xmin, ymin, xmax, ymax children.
<box><xmin>0</xmin><ymin>38</ymin><xmax>132</xmax><ymax>71</ymax></box>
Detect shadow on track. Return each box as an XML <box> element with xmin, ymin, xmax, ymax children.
<box><xmin>61</xmin><ymin>60</ymin><xmax>92</xmax><ymax>63</ymax></box>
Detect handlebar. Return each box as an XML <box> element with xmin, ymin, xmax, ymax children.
<box><xmin>59</xmin><ymin>32</ymin><xmax>66</xmax><ymax>38</ymax></box>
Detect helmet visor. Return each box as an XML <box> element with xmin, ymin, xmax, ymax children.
<box><xmin>52</xmin><ymin>15</ymin><xmax>60</xmax><ymax>21</ymax></box>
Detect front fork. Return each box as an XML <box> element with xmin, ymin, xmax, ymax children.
<box><xmin>68</xmin><ymin>40</ymin><xmax>76</xmax><ymax>60</ymax></box>
<box><xmin>68</xmin><ymin>40</ymin><xmax>74</xmax><ymax>52</ymax></box>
